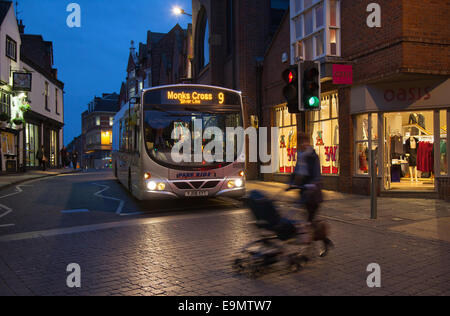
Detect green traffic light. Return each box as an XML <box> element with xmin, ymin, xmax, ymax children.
<box><xmin>308</xmin><ymin>96</ymin><xmax>320</xmax><ymax>107</ymax></box>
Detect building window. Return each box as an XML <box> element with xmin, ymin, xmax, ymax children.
<box><xmin>290</xmin><ymin>0</ymin><xmax>340</xmax><ymax>61</ymax></box>
<box><xmin>197</xmin><ymin>8</ymin><xmax>210</xmax><ymax>70</ymax></box>
<box><xmin>275</xmin><ymin>106</ymin><xmax>298</xmax><ymax>174</ymax></box>
<box><xmin>0</xmin><ymin>91</ymin><xmax>11</xmax><ymax>118</ymax></box>
<box><xmin>309</xmin><ymin>93</ymin><xmax>339</xmax><ymax>175</ymax></box>
<box><xmin>6</xmin><ymin>36</ymin><xmax>17</xmax><ymax>61</ymax></box>
<box><xmin>226</xmin><ymin>0</ymin><xmax>234</xmax><ymax>56</ymax></box>
<box><xmin>44</xmin><ymin>82</ymin><xmax>49</xmax><ymax>111</ymax></box>
<box><xmin>96</xmin><ymin>116</ymin><xmax>100</xmax><ymax>126</ymax></box>
<box><xmin>55</xmin><ymin>88</ymin><xmax>59</xmax><ymax>114</ymax></box>
<box><xmin>101</xmin><ymin>131</ymin><xmax>111</xmax><ymax>145</ymax></box>
<box><xmin>110</xmin><ymin>117</ymin><xmax>114</xmax><ymax>126</ymax></box>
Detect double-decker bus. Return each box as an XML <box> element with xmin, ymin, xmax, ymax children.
<box><xmin>112</xmin><ymin>84</ymin><xmax>246</xmax><ymax>200</ymax></box>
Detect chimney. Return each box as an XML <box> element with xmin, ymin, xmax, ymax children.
<box><xmin>18</xmin><ymin>20</ymin><xmax>25</xmax><ymax>34</ymax></box>
<box><xmin>130</xmin><ymin>40</ymin><xmax>135</xmax><ymax>55</ymax></box>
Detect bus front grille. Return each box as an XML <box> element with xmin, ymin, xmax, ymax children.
<box><xmin>173</xmin><ymin>180</ymin><xmax>221</xmax><ymax>190</ymax></box>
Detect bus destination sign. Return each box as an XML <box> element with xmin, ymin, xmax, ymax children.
<box><xmin>144</xmin><ymin>87</ymin><xmax>241</xmax><ymax>107</ymax></box>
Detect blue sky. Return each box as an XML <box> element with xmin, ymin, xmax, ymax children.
<box><xmin>18</xmin><ymin>0</ymin><xmax>192</xmax><ymax>145</ymax></box>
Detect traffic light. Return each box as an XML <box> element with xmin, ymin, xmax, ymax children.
<box><xmin>282</xmin><ymin>65</ymin><xmax>301</xmax><ymax>114</ymax></box>
<box><xmin>301</xmin><ymin>61</ymin><xmax>321</xmax><ymax>111</ymax></box>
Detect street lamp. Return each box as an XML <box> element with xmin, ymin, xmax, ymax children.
<box><xmin>172</xmin><ymin>6</ymin><xmax>192</xmax><ymax>17</ymax></box>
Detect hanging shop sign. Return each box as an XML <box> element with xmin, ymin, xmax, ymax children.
<box><xmin>12</xmin><ymin>72</ymin><xmax>32</xmax><ymax>92</ymax></box>
<box><xmin>333</xmin><ymin>65</ymin><xmax>353</xmax><ymax>85</ymax></box>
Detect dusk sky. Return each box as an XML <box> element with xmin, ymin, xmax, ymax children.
<box><xmin>19</xmin><ymin>0</ymin><xmax>192</xmax><ymax>145</ymax></box>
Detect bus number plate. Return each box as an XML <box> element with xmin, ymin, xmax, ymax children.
<box><xmin>185</xmin><ymin>191</ymin><xmax>209</xmax><ymax>197</ymax></box>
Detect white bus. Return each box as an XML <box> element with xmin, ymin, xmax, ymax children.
<box><xmin>112</xmin><ymin>84</ymin><xmax>246</xmax><ymax>200</ymax></box>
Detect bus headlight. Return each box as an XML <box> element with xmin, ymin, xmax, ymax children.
<box><xmin>235</xmin><ymin>179</ymin><xmax>243</xmax><ymax>188</ymax></box>
<box><xmin>157</xmin><ymin>183</ymin><xmax>166</xmax><ymax>191</ymax></box>
<box><xmin>227</xmin><ymin>180</ymin><xmax>235</xmax><ymax>189</ymax></box>
<box><xmin>147</xmin><ymin>181</ymin><xmax>157</xmax><ymax>191</ymax></box>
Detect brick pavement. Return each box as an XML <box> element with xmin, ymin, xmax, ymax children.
<box><xmin>0</xmin><ymin>168</ymin><xmax>81</xmax><ymax>190</ymax></box>
<box><xmin>0</xmin><ymin>208</ymin><xmax>449</xmax><ymax>296</ymax></box>
<box><xmin>247</xmin><ymin>181</ymin><xmax>450</xmax><ymax>243</ymax></box>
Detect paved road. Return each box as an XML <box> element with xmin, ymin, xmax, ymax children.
<box><xmin>0</xmin><ymin>170</ymin><xmax>449</xmax><ymax>296</ymax></box>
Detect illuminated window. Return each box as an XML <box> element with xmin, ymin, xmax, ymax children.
<box><xmin>275</xmin><ymin>106</ymin><xmax>298</xmax><ymax>174</ymax></box>
<box><xmin>309</xmin><ymin>93</ymin><xmax>339</xmax><ymax>175</ymax></box>
<box><xmin>290</xmin><ymin>0</ymin><xmax>340</xmax><ymax>61</ymax></box>
<box><xmin>101</xmin><ymin>131</ymin><xmax>111</xmax><ymax>145</ymax></box>
<box><xmin>96</xmin><ymin>116</ymin><xmax>100</xmax><ymax>126</ymax></box>
<box><xmin>441</xmin><ymin>110</ymin><xmax>448</xmax><ymax>176</ymax></box>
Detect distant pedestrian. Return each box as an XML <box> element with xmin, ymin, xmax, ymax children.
<box><xmin>72</xmin><ymin>151</ymin><xmax>79</xmax><ymax>169</ymax></box>
<box><xmin>36</xmin><ymin>145</ymin><xmax>47</xmax><ymax>171</ymax></box>
<box><xmin>60</xmin><ymin>147</ymin><xmax>67</xmax><ymax>168</ymax></box>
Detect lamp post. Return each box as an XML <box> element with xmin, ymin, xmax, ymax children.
<box><xmin>173</xmin><ymin>6</ymin><xmax>192</xmax><ymax>17</ymax></box>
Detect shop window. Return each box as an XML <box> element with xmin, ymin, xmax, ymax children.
<box><xmin>276</xmin><ymin>106</ymin><xmax>297</xmax><ymax>174</ymax></box>
<box><xmin>355</xmin><ymin>114</ymin><xmax>370</xmax><ymax>175</ymax></box>
<box><xmin>355</xmin><ymin>113</ymin><xmax>378</xmax><ymax>176</ymax></box>
<box><xmin>50</xmin><ymin>130</ymin><xmax>57</xmax><ymax>167</ymax></box>
<box><xmin>441</xmin><ymin>110</ymin><xmax>448</xmax><ymax>175</ymax></box>
<box><xmin>310</xmin><ymin>93</ymin><xmax>339</xmax><ymax>175</ymax></box>
<box><xmin>25</xmin><ymin>123</ymin><xmax>40</xmax><ymax>167</ymax></box>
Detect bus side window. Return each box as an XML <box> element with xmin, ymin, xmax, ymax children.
<box><xmin>119</xmin><ymin>121</ymin><xmax>123</xmax><ymax>152</ymax></box>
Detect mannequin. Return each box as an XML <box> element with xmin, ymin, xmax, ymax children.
<box><xmin>405</xmin><ymin>136</ymin><xmax>419</xmax><ymax>182</ymax></box>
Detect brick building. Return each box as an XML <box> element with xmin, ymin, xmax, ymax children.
<box><xmin>260</xmin><ymin>0</ymin><xmax>449</xmax><ymax>199</ymax></box>
<box><xmin>191</xmin><ymin>0</ymin><xmax>289</xmax><ymax>179</ymax></box>
<box><xmin>119</xmin><ymin>25</ymin><xmax>191</xmax><ymax>110</ymax></box>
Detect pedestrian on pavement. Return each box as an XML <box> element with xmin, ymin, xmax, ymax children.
<box><xmin>36</xmin><ymin>145</ymin><xmax>47</xmax><ymax>171</ymax></box>
<box><xmin>60</xmin><ymin>147</ymin><xmax>67</xmax><ymax>168</ymax></box>
<box><xmin>72</xmin><ymin>151</ymin><xmax>79</xmax><ymax>169</ymax></box>
<box><xmin>289</xmin><ymin>132</ymin><xmax>333</xmax><ymax>257</ymax></box>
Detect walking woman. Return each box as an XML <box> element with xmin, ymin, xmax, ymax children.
<box><xmin>36</xmin><ymin>145</ymin><xmax>47</xmax><ymax>171</ymax></box>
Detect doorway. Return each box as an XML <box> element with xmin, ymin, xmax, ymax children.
<box><xmin>383</xmin><ymin>111</ymin><xmax>435</xmax><ymax>191</ymax></box>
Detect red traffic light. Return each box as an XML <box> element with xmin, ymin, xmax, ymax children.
<box><xmin>282</xmin><ymin>68</ymin><xmax>297</xmax><ymax>84</ymax></box>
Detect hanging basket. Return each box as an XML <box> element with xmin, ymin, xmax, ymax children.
<box><xmin>12</xmin><ymin>118</ymin><xmax>24</xmax><ymax>126</ymax></box>
<box><xmin>19</xmin><ymin>103</ymin><xmax>31</xmax><ymax>113</ymax></box>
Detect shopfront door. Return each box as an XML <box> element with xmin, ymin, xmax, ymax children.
<box><xmin>383</xmin><ymin>111</ymin><xmax>436</xmax><ymax>191</ymax></box>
